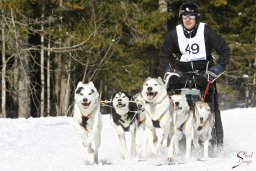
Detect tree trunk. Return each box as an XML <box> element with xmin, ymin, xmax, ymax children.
<box><xmin>1</xmin><ymin>9</ymin><xmax>7</xmax><ymax>118</ymax></box>
<box><xmin>40</xmin><ymin>4</ymin><xmax>45</xmax><ymax>117</ymax></box>
<box><xmin>54</xmin><ymin>55</ymin><xmax>61</xmax><ymax>116</ymax></box>
<box><xmin>10</xmin><ymin>9</ymin><xmax>31</xmax><ymax>118</ymax></box>
<box><xmin>46</xmin><ymin>36</ymin><xmax>51</xmax><ymax>117</ymax></box>
<box><xmin>60</xmin><ymin>57</ymin><xmax>71</xmax><ymax>116</ymax></box>
<box><xmin>18</xmin><ymin>56</ymin><xmax>31</xmax><ymax>118</ymax></box>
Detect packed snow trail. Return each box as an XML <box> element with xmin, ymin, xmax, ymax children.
<box><xmin>0</xmin><ymin>108</ymin><xmax>255</xmax><ymax>171</ymax></box>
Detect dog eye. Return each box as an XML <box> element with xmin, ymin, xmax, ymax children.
<box><xmin>89</xmin><ymin>89</ymin><xmax>94</xmax><ymax>95</ymax></box>
<box><xmin>79</xmin><ymin>93</ymin><xmax>83</xmax><ymax>96</ymax></box>
<box><xmin>154</xmin><ymin>84</ymin><xmax>157</xmax><ymax>86</ymax></box>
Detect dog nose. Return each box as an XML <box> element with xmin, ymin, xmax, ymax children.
<box><xmin>83</xmin><ymin>98</ymin><xmax>88</xmax><ymax>102</ymax></box>
<box><xmin>147</xmin><ymin>87</ymin><xmax>152</xmax><ymax>91</ymax></box>
<box><xmin>118</xmin><ymin>99</ymin><xmax>122</xmax><ymax>102</ymax></box>
<box><xmin>200</xmin><ymin>117</ymin><xmax>203</xmax><ymax>122</ymax></box>
<box><xmin>175</xmin><ymin>102</ymin><xmax>179</xmax><ymax>106</ymax></box>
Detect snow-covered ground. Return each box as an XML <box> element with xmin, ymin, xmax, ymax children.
<box><xmin>0</xmin><ymin>108</ymin><xmax>255</xmax><ymax>171</ymax></box>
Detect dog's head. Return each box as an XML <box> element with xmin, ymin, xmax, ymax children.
<box><xmin>141</xmin><ymin>77</ymin><xmax>166</xmax><ymax>103</ymax></box>
<box><xmin>133</xmin><ymin>93</ymin><xmax>144</xmax><ymax>110</ymax></box>
<box><xmin>75</xmin><ymin>81</ymin><xmax>99</xmax><ymax>113</ymax></box>
<box><xmin>171</xmin><ymin>94</ymin><xmax>190</xmax><ymax>113</ymax></box>
<box><xmin>111</xmin><ymin>91</ymin><xmax>131</xmax><ymax>115</ymax></box>
<box><xmin>195</xmin><ymin>101</ymin><xmax>211</xmax><ymax>127</ymax></box>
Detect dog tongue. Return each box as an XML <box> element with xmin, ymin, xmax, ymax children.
<box><xmin>147</xmin><ymin>92</ymin><xmax>156</xmax><ymax>100</ymax></box>
<box><xmin>148</xmin><ymin>92</ymin><xmax>155</xmax><ymax>96</ymax></box>
<box><xmin>82</xmin><ymin>102</ymin><xmax>90</xmax><ymax>107</ymax></box>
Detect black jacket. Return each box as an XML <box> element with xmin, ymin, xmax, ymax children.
<box><xmin>159</xmin><ymin>23</ymin><xmax>230</xmax><ymax>73</ymax></box>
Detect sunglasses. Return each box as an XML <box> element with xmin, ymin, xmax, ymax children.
<box><xmin>182</xmin><ymin>15</ymin><xmax>196</xmax><ymax>20</ymax></box>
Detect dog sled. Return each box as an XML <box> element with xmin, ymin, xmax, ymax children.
<box><xmin>167</xmin><ymin>71</ymin><xmax>224</xmax><ymax>150</ymax></box>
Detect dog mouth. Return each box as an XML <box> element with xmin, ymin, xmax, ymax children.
<box><xmin>116</xmin><ymin>103</ymin><xmax>126</xmax><ymax>108</ymax></box>
<box><xmin>197</xmin><ymin>126</ymin><xmax>203</xmax><ymax>131</ymax></box>
<box><xmin>198</xmin><ymin>121</ymin><xmax>205</xmax><ymax>129</ymax></box>
<box><xmin>81</xmin><ymin>102</ymin><xmax>91</xmax><ymax>108</ymax></box>
<box><xmin>174</xmin><ymin>106</ymin><xmax>182</xmax><ymax>110</ymax></box>
<box><xmin>146</xmin><ymin>92</ymin><xmax>158</xmax><ymax>100</ymax></box>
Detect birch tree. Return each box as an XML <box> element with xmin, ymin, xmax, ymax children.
<box><xmin>1</xmin><ymin>8</ymin><xmax>6</xmax><ymax>118</ymax></box>
<box><xmin>10</xmin><ymin>9</ymin><xmax>31</xmax><ymax>118</ymax></box>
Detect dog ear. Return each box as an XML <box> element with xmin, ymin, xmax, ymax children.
<box><xmin>145</xmin><ymin>77</ymin><xmax>151</xmax><ymax>81</ymax></box>
<box><xmin>157</xmin><ymin>77</ymin><xmax>164</xmax><ymax>85</ymax></box>
<box><xmin>88</xmin><ymin>81</ymin><xmax>95</xmax><ymax>88</ymax></box>
<box><xmin>77</xmin><ymin>81</ymin><xmax>83</xmax><ymax>88</ymax></box>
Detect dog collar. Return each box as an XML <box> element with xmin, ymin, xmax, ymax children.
<box><xmin>80</xmin><ymin>106</ymin><xmax>98</xmax><ymax>131</ymax></box>
<box><xmin>80</xmin><ymin>106</ymin><xmax>98</xmax><ymax>119</ymax></box>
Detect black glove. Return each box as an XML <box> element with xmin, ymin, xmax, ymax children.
<box><xmin>205</xmin><ymin>64</ymin><xmax>225</xmax><ymax>81</ymax></box>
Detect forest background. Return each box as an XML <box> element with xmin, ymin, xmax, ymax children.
<box><xmin>0</xmin><ymin>0</ymin><xmax>255</xmax><ymax>118</ymax></box>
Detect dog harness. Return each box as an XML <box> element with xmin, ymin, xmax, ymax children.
<box><xmin>151</xmin><ymin>113</ymin><xmax>165</xmax><ymax>128</ymax></box>
<box><xmin>113</xmin><ymin>111</ymin><xmax>137</xmax><ymax>132</ymax></box>
<box><xmin>80</xmin><ymin>107</ymin><xmax>97</xmax><ymax>131</ymax></box>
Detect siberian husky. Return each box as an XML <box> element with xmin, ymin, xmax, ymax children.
<box><xmin>194</xmin><ymin>101</ymin><xmax>214</xmax><ymax>158</ymax></box>
<box><xmin>133</xmin><ymin>93</ymin><xmax>158</xmax><ymax>159</ymax></box>
<box><xmin>141</xmin><ymin>77</ymin><xmax>174</xmax><ymax>159</ymax></box>
<box><xmin>73</xmin><ymin>81</ymin><xmax>102</xmax><ymax>164</ymax></box>
<box><xmin>110</xmin><ymin>91</ymin><xmax>138</xmax><ymax>160</ymax></box>
<box><xmin>168</xmin><ymin>93</ymin><xmax>197</xmax><ymax>161</ymax></box>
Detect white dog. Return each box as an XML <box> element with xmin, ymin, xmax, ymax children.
<box><xmin>194</xmin><ymin>101</ymin><xmax>214</xmax><ymax>158</ymax></box>
<box><xmin>110</xmin><ymin>91</ymin><xmax>138</xmax><ymax>160</ymax></box>
<box><xmin>73</xmin><ymin>81</ymin><xmax>102</xmax><ymax>164</ymax></box>
<box><xmin>168</xmin><ymin>93</ymin><xmax>197</xmax><ymax>161</ymax></box>
<box><xmin>141</xmin><ymin>77</ymin><xmax>174</xmax><ymax>159</ymax></box>
<box><xmin>133</xmin><ymin>93</ymin><xmax>158</xmax><ymax>159</ymax></box>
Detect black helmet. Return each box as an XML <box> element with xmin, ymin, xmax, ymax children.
<box><xmin>179</xmin><ymin>2</ymin><xmax>200</xmax><ymax>20</ymax></box>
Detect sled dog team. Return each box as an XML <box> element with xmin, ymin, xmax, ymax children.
<box><xmin>73</xmin><ymin>77</ymin><xmax>214</xmax><ymax>164</ymax></box>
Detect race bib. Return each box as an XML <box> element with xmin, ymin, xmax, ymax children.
<box><xmin>176</xmin><ymin>23</ymin><xmax>207</xmax><ymax>62</ymax></box>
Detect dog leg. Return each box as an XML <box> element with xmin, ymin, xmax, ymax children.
<box><xmin>118</xmin><ymin>134</ymin><xmax>129</xmax><ymax>160</ymax></box>
<box><xmin>168</xmin><ymin>125</ymin><xmax>180</xmax><ymax>161</ymax></box>
<box><xmin>174</xmin><ymin>134</ymin><xmax>180</xmax><ymax>155</ymax></box>
<box><xmin>184</xmin><ymin>111</ymin><xmax>194</xmax><ymax>161</ymax></box>
<box><xmin>185</xmin><ymin>135</ymin><xmax>192</xmax><ymax>160</ymax></box>
<box><xmin>203</xmin><ymin>140</ymin><xmax>209</xmax><ymax>158</ymax></box>
<box><xmin>152</xmin><ymin>128</ymin><xmax>158</xmax><ymax>144</ymax></box>
<box><xmin>161</xmin><ymin>126</ymin><xmax>171</xmax><ymax>148</ymax></box>
<box><xmin>167</xmin><ymin>133</ymin><xmax>176</xmax><ymax>161</ymax></box>
<box><xmin>83</xmin><ymin>133</ymin><xmax>95</xmax><ymax>147</ymax></box>
<box><xmin>87</xmin><ymin>144</ymin><xmax>94</xmax><ymax>154</ymax></box>
<box><xmin>147</xmin><ymin>128</ymin><xmax>158</xmax><ymax>156</ymax></box>
<box><xmin>141</xmin><ymin>127</ymin><xmax>149</xmax><ymax>160</ymax></box>
<box><xmin>131</xmin><ymin>127</ymin><xmax>137</xmax><ymax>158</ymax></box>
<box><xmin>93</xmin><ymin>134</ymin><xmax>101</xmax><ymax>164</ymax></box>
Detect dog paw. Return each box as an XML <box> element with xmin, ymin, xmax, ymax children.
<box><xmin>167</xmin><ymin>157</ymin><xmax>174</xmax><ymax>162</ymax></box>
<box><xmin>87</xmin><ymin>146</ymin><xmax>94</xmax><ymax>154</ymax></box>
<box><xmin>161</xmin><ymin>140</ymin><xmax>168</xmax><ymax>148</ymax></box>
<box><xmin>124</xmin><ymin>154</ymin><xmax>130</xmax><ymax>160</ymax></box>
<box><xmin>141</xmin><ymin>155</ymin><xmax>147</xmax><ymax>161</ymax></box>
<box><xmin>131</xmin><ymin>151</ymin><xmax>137</xmax><ymax>158</ymax></box>
<box><xmin>87</xmin><ymin>144</ymin><xmax>94</xmax><ymax>154</ymax></box>
<box><xmin>82</xmin><ymin>141</ymin><xmax>90</xmax><ymax>147</ymax></box>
